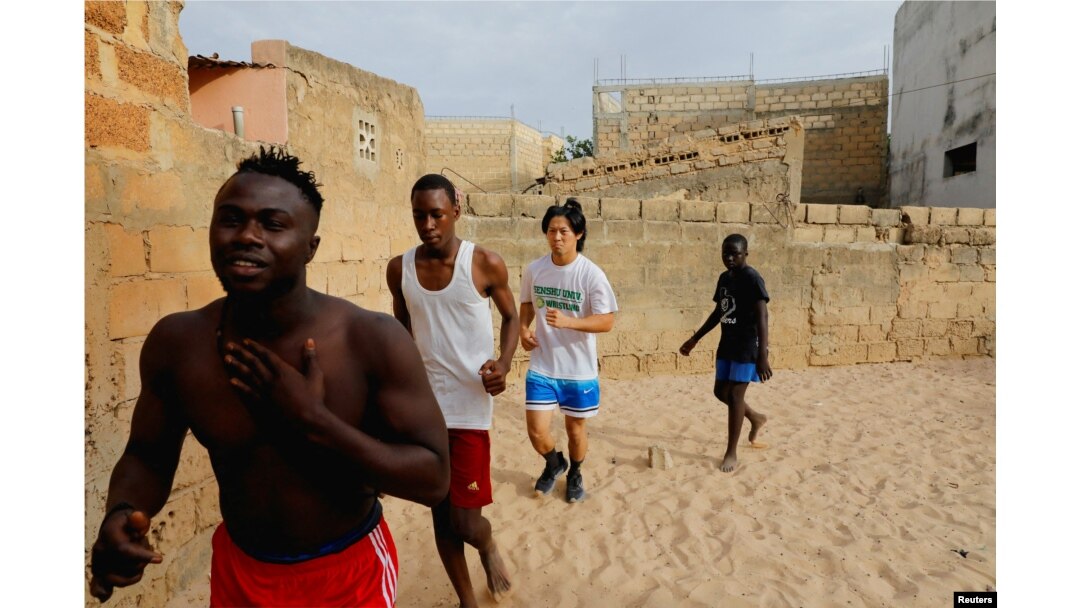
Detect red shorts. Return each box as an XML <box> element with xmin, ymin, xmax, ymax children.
<box><xmin>448</xmin><ymin>429</ymin><xmax>493</xmax><ymax>509</ymax></box>
<box><xmin>209</xmin><ymin>515</ymin><xmax>398</xmax><ymax>607</ymax></box>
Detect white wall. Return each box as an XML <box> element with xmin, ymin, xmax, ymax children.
<box><xmin>889</xmin><ymin>1</ymin><xmax>996</xmax><ymax>208</ymax></box>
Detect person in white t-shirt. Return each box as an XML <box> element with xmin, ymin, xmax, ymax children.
<box><xmin>519</xmin><ymin>199</ymin><xmax>618</xmax><ymax>503</ymax></box>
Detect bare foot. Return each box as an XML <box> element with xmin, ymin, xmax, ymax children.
<box><xmin>747</xmin><ymin>412</ymin><xmax>767</xmax><ymax>445</ymax></box>
<box><xmin>720</xmin><ymin>454</ymin><xmax>738</xmax><ymax>472</ymax></box>
<box><xmin>480</xmin><ymin>543</ymin><xmax>513</xmax><ymax>602</ymax></box>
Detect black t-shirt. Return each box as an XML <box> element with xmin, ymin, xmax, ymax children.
<box><xmin>712</xmin><ymin>265</ymin><xmax>770</xmax><ymax>362</ymax></box>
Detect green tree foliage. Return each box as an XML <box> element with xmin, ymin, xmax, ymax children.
<box><xmin>551</xmin><ymin>135</ymin><xmax>594</xmax><ymax>163</ymax></box>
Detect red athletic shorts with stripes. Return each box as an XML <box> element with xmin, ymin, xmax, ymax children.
<box><xmin>448</xmin><ymin>429</ymin><xmax>493</xmax><ymax>509</ymax></box>
<box><xmin>209</xmin><ymin>507</ymin><xmax>398</xmax><ymax>607</ymax></box>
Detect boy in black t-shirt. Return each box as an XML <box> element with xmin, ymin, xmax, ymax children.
<box><xmin>679</xmin><ymin>233</ymin><xmax>772</xmax><ymax>472</ymax></box>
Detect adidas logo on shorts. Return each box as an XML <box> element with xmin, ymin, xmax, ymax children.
<box><xmin>467</xmin><ymin>481</ymin><xmax>479</xmax><ymax>491</ymax></box>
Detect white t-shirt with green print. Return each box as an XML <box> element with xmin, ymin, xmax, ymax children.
<box><xmin>520</xmin><ymin>254</ymin><xmax>618</xmax><ymax>380</ymax></box>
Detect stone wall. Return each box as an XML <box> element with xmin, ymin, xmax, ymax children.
<box><xmin>85</xmin><ymin>3</ymin><xmax>424</xmax><ymax>606</ymax></box>
<box><xmin>545</xmin><ymin>117</ymin><xmax>803</xmax><ymax>204</ymax></box>
<box><xmin>593</xmin><ymin>75</ymin><xmax>888</xmax><ymax>206</ymax></box>
<box><xmin>424</xmin><ymin>117</ymin><xmax>552</xmax><ymax>193</ymax></box>
<box><xmin>458</xmin><ymin>194</ymin><xmax>994</xmax><ymax>379</ymax></box>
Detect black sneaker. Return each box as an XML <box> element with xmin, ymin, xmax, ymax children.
<box><xmin>534</xmin><ymin>452</ymin><xmax>568</xmax><ymax>496</ymax></box>
<box><xmin>565</xmin><ymin>470</ymin><xmax>586</xmax><ymax>503</ymax></box>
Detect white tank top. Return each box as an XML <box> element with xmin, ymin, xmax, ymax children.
<box><xmin>402</xmin><ymin>240</ymin><xmax>494</xmax><ymax>429</ymax></box>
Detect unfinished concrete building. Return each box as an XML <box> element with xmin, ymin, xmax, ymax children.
<box><xmin>591</xmin><ymin>73</ymin><xmax>888</xmax><ymax>206</ymax></box>
<box><xmin>544</xmin><ymin>116</ymin><xmax>804</xmax><ymax>206</ymax></box>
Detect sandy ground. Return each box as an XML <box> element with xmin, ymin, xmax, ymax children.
<box><xmin>167</xmin><ymin>358</ymin><xmax>995</xmax><ymax>607</ymax></box>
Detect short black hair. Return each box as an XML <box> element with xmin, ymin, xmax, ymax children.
<box><xmin>411</xmin><ymin>174</ymin><xmax>458</xmax><ymax>206</ymax></box>
<box><xmin>722</xmin><ymin>233</ymin><xmax>748</xmax><ymax>250</ymax></box>
<box><xmin>235</xmin><ymin>146</ymin><xmax>324</xmax><ymax>214</ymax></box>
<box><xmin>542</xmin><ymin>198</ymin><xmax>587</xmax><ymax>252</ymax></box>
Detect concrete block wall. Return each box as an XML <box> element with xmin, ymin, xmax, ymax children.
<box><xmin>458</xmin><ymin>194</ymin><xmax>994</xmax><ymax>380</ymax></box>
<box><xmin>86</xmin><ymin>5</ymin><xmax>426</xmax><ymax>606</ymax></box>
<box><xmin>593</xmin><ymin>75</ymin><xmax>887</xmax><ymax>206</ymax></box>
<box><xmin>86</xmin><ymin>2</ymin><xmax>243</xmax><ymax>606</ymax></box>
<box><xmin>277</xmin><ymin>42</ymin><xmax>426</xmax><ymax>313</ymax></box>
<box><xmin>755</xmin><ymin>78</ymin><xmax>888</xmax><ymax>206</ymax></box>
<box><xmin>546</xmin><ymin>117</ymin><xmax>804</xmax><ymax>204</ymax></box>
<box><xmin>424</xmin><ymin>118</ymin><xmax>550</xmax><ymax>194</ymax></box>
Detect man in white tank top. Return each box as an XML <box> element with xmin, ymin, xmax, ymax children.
<box><xmin>387</xmin><ymin>174</ymin><xmax>518</xmax><ymax>606</ymax></box>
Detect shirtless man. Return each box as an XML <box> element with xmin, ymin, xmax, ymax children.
<box><xmin>88</xmin><ymin>147</ymin><xmax>449</xmax><ymax>607</ymax></box>
<box><xmin>387</xmin><ymin>174</ymin><xmax>515</xmax><ymax>607</ymax></box>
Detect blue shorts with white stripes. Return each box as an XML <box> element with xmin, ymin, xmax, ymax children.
<box><xmin>524</xmin><ymin>370</ymin><xmax>600</xmax><ymax>418</ymax></box>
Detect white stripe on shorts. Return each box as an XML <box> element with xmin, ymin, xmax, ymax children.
<box><xmin>370</xmin><ymin>525</ymin><xmax>397</xmax><ymax>607</ymax></box>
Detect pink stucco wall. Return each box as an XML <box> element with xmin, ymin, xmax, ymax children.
<box><xmin>189</xmin><ymin>63</ymin><xmax>287</xmax><ymax>143</ymax></box>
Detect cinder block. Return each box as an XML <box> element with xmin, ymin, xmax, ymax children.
<box><xmin>900</xmin><ymin>206</ymin><xmax>930</xmax><ymax>225</ymax></box>
<box><xmin>327</xmin><ymin>263</ymin><xmax>359</xmax><ymax>297</ymax></box>
<box><xmin>809</xmin><ymin>343</ymin><xmax>867</xmax><ymax>366</ymax></box>
<box><xmin>148</xmin><ymin>226</ymin><xmax>210</xmax><ymax>273</ymax></box>
<box><xmin>956</xmin><ymin>208</ymin><xmax>984</xmax><ymax>226</ymax></box>
<box><xmin>682</xmin><ymin>222</ymin><xmax>721</xmax><ymax>243</ymax></box>
<box><xmin>838</xmin><ymin>205</ymin><xmax>871</xmax><ymax>224</ymax></box>
<box><xmin>513</xmin><ymin>195</ymin><xmax>556</xmax><ymax>218</ymax></box>
<box><xmin>466</xmin><ymin>194</ymin><xmax>513</xmax><ymax>217</ymax></box>
<box><xmin>896</xmin><ymin>338</ymin><xmax>924</xmax><ymax>359</ymax></box>
<box><xmin>839</xmin><ymin>307</ymin><xmax>871</xmax><ymax>325</ymax></box>
<box><xmin>793</xmin><ymin>225</ymin><xmax>824</xmax><ymax>242</ymax></box>
<box><xmin>806</xmin><ymin>204</ymin><xmax>838</xmax><ymax>224</ymax></box>
<box><xmin>979</xmin><ymin>247</ymin><xmax>995</xmax><ymax>265</ymax></box>
<box><xmin>750</xmin><ymin>204</ymin><xmax>780</xmax><ymax>224</ymax></box>
<box><xmin>115</xmin><ymin>45</ymin><xmax>188</xmax><ymax>107</ymax></box>
<box><xmin>983</xmin><ymin>209</ymin><xmax>996</xmax><ymax>226</ymax></box>
<box><xmin>866</xmin><ymin>342</ymin><xmax>897</xmax><ymax>363</ymax></box>
<box><xmin>943</xmin><ymin>227</ymin><xmax>971</xmax><ymax>244</ymax></box>
<box><xmin>950</xmin><ymin>246</ymin><xmax>979</xmax><ymax>265</ymax></box>
<box><xmin>858</xmin><ymin>324</ymin><xmax>887</xmax><ymax>342</ymax></box>
<box><xmin>644</xmin><ymin>221</ymin><xmax>681</xmax><ymax>242</ymax></box>
<box><xmin>855</xmin><ymin>226</ymin><xmax>877</xmax><ymax>242</ymax></box>
<box><xmin>600</xmin><ymin>354</ymin><xmax>641</xmax><ymax>378</ymax></box>
<box><xmin>904</xmin><ymin>225</ymin><xmax>942</xmax><ymax>245</ymax></box>
<box><xmin>716</xmin><ymin>202</ymin><xmax>750</xmax><ymax>223</ymax></box>
<box><xmin>680</xmin><ymin>200</ymin><xmax>717</xmax><ymax>222</ymax></box>
<box><xmin>958</xmin><ymin>265</ymin><xmax>985</xmax><ymax>282</ymax></box>
<box><xmin>823</xmin><ymin>225</ymin><xmax>855</xmax><ymax>243</ymax></box>
<box><xmin>871</xmin><ymin>208</ymin><xmax>901</xmax><ymax>227</ymax></box>
<box><xmin>928</xmin><ymin>301</ymin><xmax>957</xmax><ymax>319</ymax></box>
<box><xmin>605</xmin><ymin>220</ymin><xmax>645</xmax><ymax>241</ymax></box>
<box><xmin>896</xmin><ymin>301</ymin><xmax>925</xmax><ymax>322</ymax></box>
<box><xmin>109</xmin><ymin>278</ymin><xmax>187</xmax><ymax>339</ymax></box>
<box><xmin>644</xmin><ymin>352</ymin><xmax>678</xmax><ymax>374</ymax></box>
<box><xmin>789</xmin><ymin>204</ymin><xmax>808</xmax><ymax>223</ymax></box>
<box><xmin>925</xmin><ymin>337</ymin><xmax>951</xmax><ymax>356</ymax></box>
<box><xmin>971</xmin><ymin>228</ymin><xmax>995</xmax><ymax>246</ymax></box>
<box><xmin>186</xmin><ymin>273</ymin><xmax>225</xmax><ymax>310</ymax></box>
<box><xmin>642</xmin><ymin>199</ymin><xmax>679</xmax><ymax>221</ymax></box>
<box><xmin>601</xmin><ymin>197</ymin><xmax>641</xmax><ymax>220</ymax></box>
<box><xmin>105</xmin><ymin>224</ymin><xmax>146</xmax><ymax>277</ymax></box>
<box><xmin>929</xmin><ymin>207</ymin><xmax>958</xmax><ymax>225</ymax></box>
<box><xmin>921</xmin><ymin>319</ymin><xmax>948</xmax><ymax>337</ymax></box>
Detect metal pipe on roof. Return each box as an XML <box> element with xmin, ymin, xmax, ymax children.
<box><xmin>232</xmin><ymin>106</ymin><xmax>245</xmax><ymax>138</ymax></box>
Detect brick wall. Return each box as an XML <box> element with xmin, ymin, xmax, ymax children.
<box><xmin>424</xmin><ymin>118</ymin><xmax>550</xmax><ymax>193</ymax></box>
<box><xmin>593</xmin><ymin>75</ymin><xmax>887</xmax><ymax>206</ymax></box>
<box><xmin>457</xmin><ymin>194</ymin><xmax>994</xmax><ymax>379</ymax></box>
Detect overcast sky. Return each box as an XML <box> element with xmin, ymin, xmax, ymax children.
<box><xmin>179</xmin><ymin>1</ymin><xmax>902</xmax><ymax>139</ymax></box>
